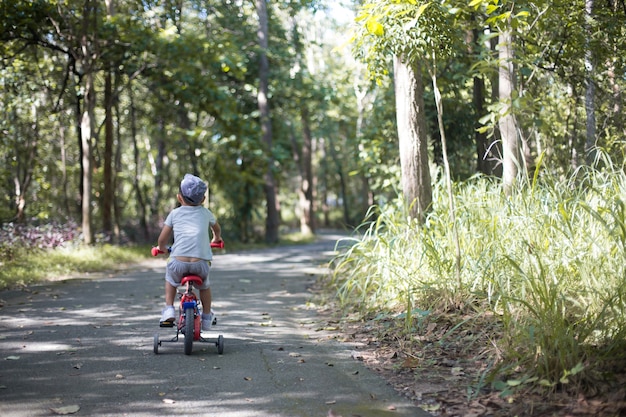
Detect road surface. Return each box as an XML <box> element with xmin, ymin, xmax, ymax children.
<box><xmin>0</xmin><ymin>232</ymin><xmax>430</xmax><ymax>417</ymax></box>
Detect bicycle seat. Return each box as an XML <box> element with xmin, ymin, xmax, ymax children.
<box><xmin>181</xmin><ymin>275</ymin><xmax>203</xmax><ymax>286</ymax></box>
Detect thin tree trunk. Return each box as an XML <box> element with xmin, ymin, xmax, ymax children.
<box><xmin>256</xmin><ymin>0</ymin><xmax>279</xmax><ymax>243</ymax></box>
<box><xmin>299</xmin><ymin>105</ymin><xmax>315</xmax><ymax>235</ymax></box>
<box><xmin>102</xmin><ymin>0</ymin><xmax>115</xmax><ymax>236</ymax></box>
<box><xmin>80</xmin><ymin>70</ymin><xmax>94</xmax><ymax>244</ymax></box>
<box><xmin>498</xmin><ymin>28</ymin><xmax>519</xmax><ymax>195</ymax></box>
<box><xmin>129</xmin><ymin>87</ymin><xmax>149</xmax><ymax>241</ymax></box>
<box><xmin>393</xmin><ymin>54</ymin><xmax>432</xmax><ymax>222</ymax></box>
<box><xmin>14</xmin><ymin>103</ymin><xmax>38</xmax><ymax>223</ymax></box>
<box><xmin>584</xmin><ymin>0</ymin><xmax>597</xmax><ymax>164</ymax></box>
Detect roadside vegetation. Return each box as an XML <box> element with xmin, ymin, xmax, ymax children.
<box><xmin>0</xmin><ymin>226</ymin><xmax>315</xmax><ymax>290</ymax></box>
<box><xmin>0</xmin><ymin>223</ymin><xmax>149</xmax><ymax>289</ymax></box>
<box><xmin>329</xmin><ymin>157</ymin><xmax>626</xmax><ymax>410</ymax></box>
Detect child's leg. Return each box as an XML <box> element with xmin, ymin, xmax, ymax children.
<box><xmin>165</xmin><ymin>282</ymin><xmax>177</xmax><ymax>306</ymax></box>
<box><xmin>199</xmin><ymin>287</ymin><xmax>212</xmax><ymax>312</ymax></box>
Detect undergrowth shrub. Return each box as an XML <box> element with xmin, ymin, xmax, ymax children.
<box><xmin>331</xmin><ymin>160</ymin><xmax>626</xmax><ymax>392</ymax></box>
<box><xmin>0</xmin><ymin>221</ymin><xmax>81</xmax><ymax>260</ymax></box>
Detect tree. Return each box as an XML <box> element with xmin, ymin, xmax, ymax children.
<box><xmin>256</xmin><ymin>0</ymin><xmax>280</xmax><ymax>243</ymax></box>
<box><xmin>498</xmin><ymin>25</ymin><xmax>520</xmax><ymax>194</ymax></box>
<box><xmin>353</xmin><ymin>2</ymin><xmax>435</xmax><ymax>222</ymax></box>
<box><xmin>393</xmin><ymin>55</ymin><xmax>432</xmax><ymax>220</ymax></box>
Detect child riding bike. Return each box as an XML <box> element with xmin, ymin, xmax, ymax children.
<box><xmin>155</xmin><ymin>173</ymin><xmax>222</xmax><ymax>331</ymax></box>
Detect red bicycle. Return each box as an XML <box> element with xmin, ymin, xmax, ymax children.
<box><xmin>151</xmin><ymin>241</ymin><xmax>225</xmax><ymax>355</ymax></box>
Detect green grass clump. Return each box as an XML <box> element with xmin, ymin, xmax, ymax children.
<box><xmin>0</xmin><ymin>244</ymin><xmax>150</xmax><ymax>289</ymax></box>
<box><xmin>331</xmin><ymin>161</ymin><xmax>626</xmax><ymax>392</ymax></box>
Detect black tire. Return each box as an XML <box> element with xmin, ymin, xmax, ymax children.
<box><xmin>153</xmin><ymin>334</ymin><xmax>159</xmax><ymax>354</ymax></box>
<box><xmin>184</xmin><ymin>307</ymin><xmax>194</xmax><ymax>355</ymax></box>
<box><xmin>217</xmin><ymin>335</ymin><xmax>224</xmax><ymax>354</ymax></box>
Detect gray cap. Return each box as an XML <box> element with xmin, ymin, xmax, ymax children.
<box><xmin>179</xmin><ymin>174</ymin><xmax>207</xmax><ymax>205</ymax></box>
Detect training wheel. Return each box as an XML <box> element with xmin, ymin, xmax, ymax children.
<box><xmin>217</xmin><ymin>335</ymin><xmax>224</xmax><ymax>354</ymax></box>
<box><xmin>153</xmin><ymin>334</ymin><xmax>160</xmax><ymax>354</ymax></box>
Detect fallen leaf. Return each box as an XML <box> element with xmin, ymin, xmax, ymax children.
<box><xmin>50</xmin><ymin>405</ymin><xmax>80</xmax><ymax>415</ymax></box>
<box><xmin>451</xmin><ymin>367</ymin><xmax>464</xmax><ymax>376</ymax></box>
<box><xmin>326</xmin><ymin>400</ymin><xmax>337</xmax><ymax>405</ymax></box>
<box><xmin>244</xmin><ymin>377</ymin><xmax>252</xmax><ymax>381</ymax></box>
<box><xmin>288</xmin><ymin>352</ymin><xmax>301</xmax><ymax>357</ymax></box>
<box><xmin>162</xmin><ymin>398</ymin><xmax>175</xmax><ymax>404</ymax></box>
<box><xmin>5</xmin><ymin>356</ymin><xmax>20</xmax><ymax>360</ymax></box>
<box><xmin>72</xmin><ymin>363</ymin><xmax>82</xmax><ymax>369</ymax></box>
<box><xmin>115</xmin><ymin>374</ymin><xmax>124</xmax><ymax>379</ymax></box>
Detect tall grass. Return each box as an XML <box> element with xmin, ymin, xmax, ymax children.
<box><xmin>331</xmin><ymin>161</ymin><xmax>626</xmax><ymax>390</ymax></box>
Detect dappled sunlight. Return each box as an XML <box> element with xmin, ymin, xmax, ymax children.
<box><xmin>0</xmin><ymin>236</ymin><xmax>422</xmax><ymax>416</ymax></box>
<box><xmin>0</xmin><ymin>340</ymin><xmax>74</xmax><ymax>353</ymax></box>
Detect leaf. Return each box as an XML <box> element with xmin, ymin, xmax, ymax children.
<box><xmin>366</xmin><ymin>18</ymin><xmax>384</xmax><ymax>36</ymax></box>
<box><xmin>162</xmin><ymin>398</ymin><xmax>175</xmax><ymax>404</ymax></box>
<box><xmin>506</xmin><ymin>379</ymin><xmax>523</xmax><ymax>387</ymax></box>
<box><xmin>5</xmin><ymin>356</ymin><xmax>20</xmax><ymax>360</ymax></box>
<box><xmin>50</xmin><ymin>405</ymin><xmax>80</xmax><ymax>415</ymax></box>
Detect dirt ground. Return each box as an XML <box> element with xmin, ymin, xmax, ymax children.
<box><xmin>314</xmin><ymin>305</ymin><xmax>626</xmax><ymax>417</ymax></box>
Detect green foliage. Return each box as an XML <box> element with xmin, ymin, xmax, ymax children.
<box><xmin>331</xmin><ymin>156</ymin><xmax>626</xmax><ymax>389</ymax></box>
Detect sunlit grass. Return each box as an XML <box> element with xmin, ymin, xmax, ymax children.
<box><xmin>0</xmin><ymin>244</ymin><xmax>151</xmax><ymax>289</ymax></box>
<box><xmin>331</xmin><ymin>158</ymin><xmax>626</xmax><ymax>392</ymax></box>
<box><xmin>0</xmin><ymin>231</ymin><xmax>315</xmax><ymax>290</ymax></box>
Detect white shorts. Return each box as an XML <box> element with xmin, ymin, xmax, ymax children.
<box><xmin>165</xmin><ymin>258</ymin><xmax>211</xmax><ymax>290</ymax></box>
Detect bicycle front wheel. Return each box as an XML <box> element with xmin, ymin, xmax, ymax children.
<box><xmin>184</xmin><ymin>307</ymin><xmax>194</xmax><ymax>355</ymax></box>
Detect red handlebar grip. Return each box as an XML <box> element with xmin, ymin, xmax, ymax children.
<box><xmin>151</xmin><ymin>247</ymin><xmax>162</xmax><ymax>257</ymax></box>
<box><xmin>211</xmin><ymin>241</ymin><xmax>224</xmax><ymax>249</ymax></box>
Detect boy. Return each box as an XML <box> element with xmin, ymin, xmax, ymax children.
<box><xmin>156</xmin><ymin>173</ymin><xmax>222</xmax><ymax>331</ymax></box>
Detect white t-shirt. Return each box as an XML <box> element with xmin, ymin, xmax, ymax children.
<box><xmin>164</xmin><ymin>205</ymin><xmax>217</xmax><ymax>260</ymax></box>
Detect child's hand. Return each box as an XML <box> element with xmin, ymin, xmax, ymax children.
<box><xmin>210</xmin><ymin>240</ymin><xmax>224</xmax><ymax>249</ymax></box>
<box><xmin>151</xmin><ymin>247</ymin><xmax>169</xmax><ymax>256</ymax></box>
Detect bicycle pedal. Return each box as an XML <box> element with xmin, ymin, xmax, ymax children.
<box><xmin>159</xmin><ymin>319</ymin><xmax>175</xmax><ymax>328</ymax></box>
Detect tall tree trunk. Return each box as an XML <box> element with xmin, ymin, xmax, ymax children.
<box><xmin>13</xmin><ymin>103</ymin><xmax>38</xmax><ymax>223</ymax></box>
<box><xmin>299</xmin><ymin>105</ymin><xmax>315</xmax><ymax>235</ymax></box>
<box><xmin>584</xmin><ymin>0</ymin><xmax>597</xmax><ymax>164</ymax></box>
<box><xmin>469</xmin><ymin>25</ymin><xmax>495</xmax><ymax>175</ymax></box>
<box><xmin>329</xmin><ymin>136</ymin><xmax>350</xmax><ymax>226</ymax></box>
<box><xmin>354</xmin><ymin>79</ymin><xmax>373</xmax><ymax>218</ymax></box>
<box><xmin>256</xmin><ymin>0</ymin><xmax>279</xmax><ymax>243</ymax></box>
<box><xmin>129</xmin><ymin>87</ymin><xmax>149</xmax><ymax>241</ymax></box>
<box><xmin>498</xmin><ymin>28</ymin><xmax>519</xmax><ymax>195</ymax></box>
<box><xmin>102</xmin><ymin>0</ymin><xmax>115</xmax><ymax>236</ymax></box>
<box><xmin>393</xmin><ymin>54</ymin><xmax>432</xmax><ymax>222</ymax></box>
<box><xmin>80</xmin><ymin>70</ymin><xmax>95</xmax><ymax>245</ymax></box>
<box><xmin>78</xmin><ymin>0</ymin><xmax>98</xmax><ymax>245</ymax></box>
<box><xmin>113</xmin><ymin>90</ymin><xmax>122</xmax><ymax>242</ymax></box>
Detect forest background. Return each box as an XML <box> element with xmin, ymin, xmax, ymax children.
<box><xmin>2</xmin><ymin>0</ymin><xmax>626</xmax><ymax>415</ymax></box>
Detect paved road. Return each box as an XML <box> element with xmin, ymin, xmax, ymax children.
<box><xmin>0</xmin><ymin>233</ymin><xmax>430</xmax><ymax>417</ymax></box>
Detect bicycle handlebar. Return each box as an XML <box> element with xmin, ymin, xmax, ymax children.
<box><xmin>151</xmin><ymin>241</ymin><xmax>224</xmax><ymax>257</ymax></box>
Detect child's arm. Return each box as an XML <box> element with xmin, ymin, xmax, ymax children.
<box><xmin>210</xmin><ymin>222</ymin><xmax>222</xmax><ymax>243</ymax></box>
<box><xmin>157</xmin><ymin>225</ymin><xmax>173</xmax><ymax>253</ymax></box>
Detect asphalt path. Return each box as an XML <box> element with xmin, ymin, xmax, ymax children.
<box><xmin>0</xmin><ymin>232</ymin><xmax>430</xmax><ymax>417</ymax></box>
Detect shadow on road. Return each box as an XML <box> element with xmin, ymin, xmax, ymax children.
<box><xmin>0</xmin><ymin>232</ymin><xmax>428</xmax><ymax>417</ymax></box>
